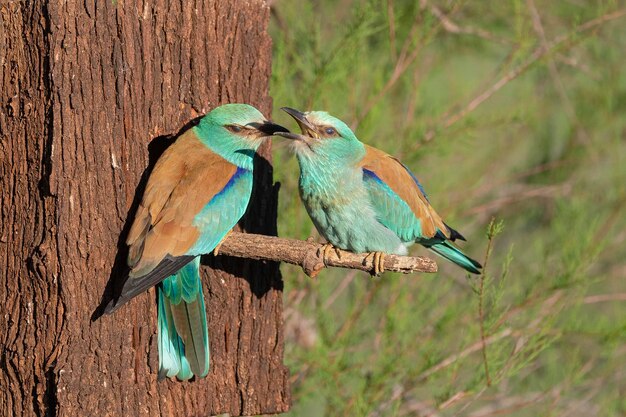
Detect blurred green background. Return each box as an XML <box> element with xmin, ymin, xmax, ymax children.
<box><xmin>267</xmin><ymin>1</ymin><xmax>626</xmax><ymax>416</ymax></box>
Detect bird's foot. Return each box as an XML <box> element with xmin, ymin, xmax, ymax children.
<box><xmin>365</xmin><ymin>251</ymin><xmax>386</xmax><ymax>276</ymax></box>
<box><xmin>317</xmin><ymin>243</ymin><xmax>341</xmax><ymax>266</ymax></box>
<box><xmin>213</xmin><ymin>229</ymin><xmax>233</xmax><ymax>256</ymax></box>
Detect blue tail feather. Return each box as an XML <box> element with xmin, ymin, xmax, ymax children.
<box><xmin>429</xmin><ymin>241</ymin><xmax>482</xmax><ymax>274</ymax></box>
<box><xmin>157</xmin><ymin>289</ymin><xmax>193</xmax><ymax>380</ymax></box>
<box><xmin>157</xmin><ymin>257</ymin><xmax>209</xmax><ymax>380</ymax></box>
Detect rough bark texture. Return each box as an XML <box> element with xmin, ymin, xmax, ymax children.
<box><xmin>0</xmin><ymin>1</ymin><xmax>289</xmax><ymax>416</ymax></box>
<box><xmin>215</xmin><ymin>232</ymin><xmax>438</xmax><ymax>277</ymax></box>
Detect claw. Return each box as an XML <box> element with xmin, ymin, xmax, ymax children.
<box><xmin>378</xmin><ymin>252</ymin><xmax>386</xmax><ymax>275</ymax></box>
<box><xmin>366</xmin><ymin>251</ymin><xmax>386</xmax><ymax>276</ymax></box>
<box><xmin>317</xmin><ymin>243</ymin><xmax>338</xmax><ymax>266</ymax></box>
<box><xmin>323</xmin><ymin>244</ymin><xmax>332</xmax><ymax>263</ymax></box>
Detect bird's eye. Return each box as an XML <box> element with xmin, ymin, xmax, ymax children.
<box><xmin>226</xmin><ymin>125</ymin><xmax>242</xmax><ymax>133</ymax></box>
<box><xmin>324</xmin><ymin>127</ymin><xmax>336</xmax><ymax>135</ymax></box>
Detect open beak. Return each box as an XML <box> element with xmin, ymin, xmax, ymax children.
<box><xmin>273</xmin><ymin>107</ymin><xmax>316</xmax><ymax>140</ymax></box>
<box><xmin>247</xmin><ymin>120</ymin><xmax>291</xmax><ymax>136</ymax></box>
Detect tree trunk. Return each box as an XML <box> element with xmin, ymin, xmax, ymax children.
<box><xmin>0</xmin><ymin>1</ymin><xmax>290</xmax><ymax>416</ymax></box>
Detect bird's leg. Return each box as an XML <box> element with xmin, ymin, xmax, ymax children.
<box><xmin>365</xmin><ymin>251</ymin><xmax>386</xmax><ymax>276</ymax></box>
<box><xmin>317</xmin><ymin>243</ymin><xmax>341</xmax><ymax>265</ymax></box>
<box><xmin>213</xmin><ymin>229</ymin><xmax>233</xmax><ymax>256</ymax></box>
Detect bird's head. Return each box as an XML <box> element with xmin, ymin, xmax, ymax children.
<box><xmin>197</xmin><ymin>103</ymin><xmax>289</xmax><ymax>154</ymax></box>
<box><xmin>274</xmin><ymin>107</ymin><xmax>365</xmax><ymax>165</ymax></box>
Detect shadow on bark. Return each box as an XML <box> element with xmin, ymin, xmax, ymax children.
<box><xmin>208</xmin><ymin>151</ymin><xmax>284</xmax><ymax>297</ymax></box>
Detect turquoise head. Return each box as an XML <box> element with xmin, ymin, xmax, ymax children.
<box><xmin>195</xmin><ymin>103</ymin><xmax>288</xmax><ymax>167</ymax></box>
<box><xmin>274</xmin><ymin>107</ymin><xmax>366</xmax><ymax>166</ymax></box>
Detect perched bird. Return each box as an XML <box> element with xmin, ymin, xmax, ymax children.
<box><xmin>104</xmin><ymin>104</ymin><xmax>288</xmax><ymax>380</ymax></box>
<box><xmin>274</xmin><ymin>107</ymin><xmax>481</xmax><ymax>275</ymax></box>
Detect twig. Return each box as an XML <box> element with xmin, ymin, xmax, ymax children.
<box><xmin>583</xmin><ymin>293</ymin><xmax>626</xmax><ymax>304</ymax></box>
<box><xmin>323</xmin><ymin>270</ymin><xmax>358</xmax><ymax>309</ymax></box>
<box><xmin>466</xmin><ymin>392</ymin><xmax>549</xmax><ymax>417</ymax></box>
<box><xmin>217</xmin><ymin>232</ymin><xmax>437</xmax><ymax>277</ymax></box>
<box><xmin>386</xmin><ymin>0</ymin><xmax>397</xmax><ymax>62</ymax></box>
<box><xmin>555</xmin><ymin>53</ymin><xmax>597</xmax><ymax>79</ymax></box>
<box><xmin>449</xmin><ymin>158</ymin><xmax>571</xmax><ymax>207</ymax></box>
<box><xmin>334</xmin><ymin>280</ymin><xmax>382</xmax><ymax>341</ymax></box>
<box><xmin>426</xmin><ymin>0</ymin><xmax>512</xmax><ymax>45</ymax></box>
<box><xmin>416</xmin><ymin>328</ymin><xmax>513</xmax><ymax>382</ymax></box>
<box><xmin>440</xmin><ymin>391</ymin><xmax>470</xmax><ymax>410</ymax></box>
<box><xmin>354</xmin><ymin>0</ymin><xmax>453</xmax><ymax>128</ymax></box>
<box><xmin>591</xmin><ymin>192</ymin><xmax>626</xmax><ymax>246</ymax></box>
<box><xmin>464</xmin><ymin>183</ymin><xmax>572</xmax><ymax>218</ymax></box>
<box><xmin>353</xmin><ymin>10</ymin><xmax>425</xmax><ymax>127</ymax></box>
<box><xmin>421</xmin><ymin>8</ymin><xmax>626</xmax><ymax>144</ymax></box>
<box><xmin>526</xmin><ymin>0</ymin><xmax>593</xmax><ymax>150</ymax></box>
<box><xmin>477</xmin><ymin>218</ymin><xmax>499</xmax><ymax>387</ymax></box>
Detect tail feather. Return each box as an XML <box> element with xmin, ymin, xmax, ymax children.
<box><xmin>429</xmin><ymin>241</ymin><xmax>482</xmax><ymax>274</ymax></box>
<box><xmin>443</xmin><ymin>222</ymin><xmax>466</xmax><ymax>242</ymax></box>
<box><xmin>157</xmin><ymin>290</ymin><xmax>193</xmax><ymax>380</ymax></box>
<box><xmin>169</xmin><ymin>292</ymin><xmax>209</xmax><ymax>377</ymax></box>
<box><xmin>157</xmin><ymin>257</ymin><xmax>209</xmax><ymax>380</ymax></box>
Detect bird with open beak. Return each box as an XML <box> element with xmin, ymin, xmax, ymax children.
<box><xmin>274</xmin><ymin>106</ymin><xmax>481</xmax><ymax>276</ymax></box>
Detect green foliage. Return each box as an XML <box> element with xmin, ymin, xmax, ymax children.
<box><xmin>269</xmin><ymin>1</ymin><xmax>626</xmax><ymax>415</ymax></box>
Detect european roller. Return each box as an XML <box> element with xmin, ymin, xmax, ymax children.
<box><xmin>275</xmin><ymin>107</ymin><xmax>481</xmax><ymax>275</ymax></box>
<box><xmin>104</xmin><ymin>104</ymin><xmax>288</xmax><ymax>380</ymax></box>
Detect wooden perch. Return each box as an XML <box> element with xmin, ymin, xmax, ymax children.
<box><xmin>216</xmin><ymin>232</ymin><xmax>438</xmax><ymax>277</ymax></box>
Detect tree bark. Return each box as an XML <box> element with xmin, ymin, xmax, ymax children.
<box><xmin>0</xmin><ymin>1</ymin><xmax>289</xmax><ymax>416</ymax></box>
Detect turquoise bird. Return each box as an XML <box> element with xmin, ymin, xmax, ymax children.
<box><xmin>275</xmin><ymin>107</ymin><xmax>481</xmax><ymax>275</ymax></box>
<box><xmin>104</xmin><ymin>104</ymin><xmax>288</xmax><ymax>380</ymax></box>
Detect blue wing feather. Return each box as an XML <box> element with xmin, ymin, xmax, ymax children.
<box><xmin>188</xmin><ymin>167</ymin><xmax>253</xmax><ymax>254</ymax></box>
<box><xmin>363</xmin><ymin>168</ymin><xmax>426</xmax><ymax>243</ymax></box>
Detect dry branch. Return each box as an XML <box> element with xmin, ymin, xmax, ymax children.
<box><xmin>216</xmin><ymin>232</ymin><xmax>438</xmax><ymax>277</ymax></box>
<box><xmin>420</xmin><ymin>7</ymin><xmax>626</xmax><ymax>144</ymax></box>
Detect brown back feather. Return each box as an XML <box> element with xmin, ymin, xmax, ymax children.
<box><xmin>360</xmin><ymin>145</ymin><xmax>448</xmax><ymax>239</ymax></box>
<box><xmin>127</xmin><ymin>129</ymin><xmax>237</xmax><ymax>277</ymax></box>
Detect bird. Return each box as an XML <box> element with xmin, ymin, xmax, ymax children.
<box><xmin>274</xmin><ymin>107</ymin><xmax>481</xmax><ymax>276</ymax></box>
<box><xmin>104</xmin><ymin>103</ymin><xmax>288</xmax><ymax>380</ymax></box>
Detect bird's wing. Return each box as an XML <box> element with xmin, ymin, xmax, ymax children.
<box><xmin>105</xmin><ymin>129</ymin><xmax>255</xmax><ymax>314</ymax></box>
<box><xmin>126</xmin><ymin>128</ymin><xmax>240</xmax><ymax>277</ymax></box>
<box><xmin>360</xmin><ymin>145</ymin><xmax>449</xmax><ymax>242</ymax></box>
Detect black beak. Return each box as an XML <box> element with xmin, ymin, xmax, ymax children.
<box><xmin>280</xmin><ymin>107</ymin><xmax>316</xmax><ymax>131</ymax></box>
<box><xmin>281</xmin><ymin>107</ymin><xmax>307</xmax><ymax>122</ymax></box>
<box><xmin>248</xmin><ymin>120</ymin><xmax>290</xmax><ymax>136</ymax></box>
